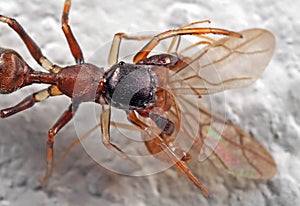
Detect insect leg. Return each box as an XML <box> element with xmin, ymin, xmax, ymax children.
<box><xmin>0</xmin><ymin>16</ymin><xmax>61</xmax><ymax>73</ymax></box>
<box><xmin>61</xmin><ymin>0</ymin><xmax>84</xmax><ymax>64</ymax></box>
<box><xmin>167</xmin><ymin>20</ymin><xmax>211</xmax><ymax>53</ymax></box>
<box><xmin>0</xmin><ymin>86</ymin><xmax>62</xmax><ymax>118</ymax></box>
<box><xmin>41</xmin><ymin>103</ymin><xmax>79</xmax><ymax>184</ymax></box>
<box><xmin>133</xmin><ymin>27</ymin><xmax>242</xmax><ymax>63</ymax></box>
<box><xmin>127</xmin><ymin>111</ymin><xmax>209</xmax><ymax>197</ymax></box>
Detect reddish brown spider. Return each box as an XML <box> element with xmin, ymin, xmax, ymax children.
<box><xmin>0</xmin><ymin>0</ymin><xmax>276</xmax><ymax>196</ymax></box>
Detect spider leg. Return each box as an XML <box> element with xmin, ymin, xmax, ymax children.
<box><xmin>100</xmin><ymin>105</ymin><xmax>139</xmax><ymax>168</ymax></box>
<box><xmin>133</xmin><ymin>27</ymin><xmax>242</xmax><ymax>63</ymax></box>
<box><xmin>40</xmin><ymin>103</ymin><xmax>79</xmax><ymax>184</ymax></box>
<box><xmin>0</xmin><ymin>86</ymin><xmax>62</xmax><ymax>118</ymax></box>
<box><xmin>61</xmin><ymin>0</ymin><xmax>84</xmax><ymax>64</ymax></box>
<box><xmin>48</xmin><ymin>120</ymin><xmax>141</xmax><ymax>182</ymax></box>
<box><xmin>127</xmin><ymin>111</ymin><xmax>209</xmax><ymax>197</ymax></box>
<box><xmin>108</xmin><ymin>32</ymin><xmax>152</xmax><ymax>66</ymax></box>
<box><xmin>0</xmin><ymin>15</ymin><xmax>61</xmax><ymax>73</ymax></box>
<box><xmin>108</xmin><ymin>21</ymin><xmax>214</xmax><ymax>65</ymax></box>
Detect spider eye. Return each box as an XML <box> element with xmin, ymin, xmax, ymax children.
<box><xmin>118</xmin><ymin>61</ymin><xmax>125</xmax><ymax>65</ymax></box>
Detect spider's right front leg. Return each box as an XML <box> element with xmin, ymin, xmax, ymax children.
<box><xmin>100</xmin><ymin>105</ymin><xmax>139</xmax><ymax>168</ymax></box>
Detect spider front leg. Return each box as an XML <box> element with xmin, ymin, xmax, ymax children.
<box><xmin>100</xmin><ymin>105</ymin><xmax>139</xmax><ymax>168</ymax></box>
<box><xmin>108</xmin><ymin>32</ymin><xmax>153</xmax><ymax>66</ymax></box>
<box><xmin>61</xmin><ymin>0</ymin><xmax>84</xmax><ymax>64</ymax></box>
<box><xmin>40</xmin><ymin>103</ymin><xmax>79</xmax><ymax>184</ymax></box>
<box><xmin>127</xmin><ymin>111</ymin><xmax>209</xmax><ymax>197</ymax></box>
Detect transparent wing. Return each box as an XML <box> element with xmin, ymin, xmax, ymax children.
<box><xmin>169</xmin><ymin>29</ymin><xmax>275</xmax><ymax>95</ymax></box>
<box><xmin>174</xmin><ymin>94</ymin><xmax>277</xmax><ymax>179</ymax></box>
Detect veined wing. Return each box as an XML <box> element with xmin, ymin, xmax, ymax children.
<box><xmin>169</xmin><ymin>29</ymin><xmax>275</xmax><ymax>95</ymax></box>
<box><xmin>174</xmin><ymin>94</ymin><xmax>277</xmax><ymax>179</ymax></box>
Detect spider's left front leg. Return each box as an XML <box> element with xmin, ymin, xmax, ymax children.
<box><xmin>108</xmin><ymin>32</ymin><xmax>153</xmax><ymax>66</ymax></box>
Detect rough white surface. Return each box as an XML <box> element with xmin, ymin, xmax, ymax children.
<box><xmin>0</xmin><ymin>0</ymin><xmax>299</xmax><ymax>205</ymax></box>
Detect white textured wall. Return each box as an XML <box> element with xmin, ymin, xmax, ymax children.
<box><xmin>0</xmin><ymin>0</ymin><xmax>299</xmax><ymax>205</ymax></box>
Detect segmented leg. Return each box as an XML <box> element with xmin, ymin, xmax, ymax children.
<box><xmin>133</xmin><ymin>27</ymin><xmax>242</xmax><ymax>63</ymax></box>
<box><xmin>108</xmin><ymin>32</ymin><xmax>152</xmax><ymax>66</ymax></box>
<box><xmin>127</xmin><ymin>111</ymin><xmax>209</xmax><ymax>197</ymax></box>
<box><xmin>167</xmin><ymin>22</ymin><xmax>218</xmax><ymax>55</ymax></box>
<box><xmin>0</xmin><ymin>86</ymin><xmax>62</xmax><ymax>118</ymax></box>
<box><xmin>0</xmin><ymin>15</ymin><xmax>61</xmax><ymax>73</ymax></box>
<box><xmin>62</xmin><ymin>0</ymin><xmax>84</xmax><ymax>64</ymax></box>
<box><xmin>48</xmin><ymin>120</ymin><xmax>141</xmax><ymax>182</ymax></box>
<box><xmin>167</xmin><ymin>20</ymin><xmax>211</xmax><ymax>53</ymax></box>
<box><xmin>108</xmin><ymin>21</ymin><xmax>218</xmax><ymax>65</ymax></box>
<box><xmin>101</xmin><ymin>104</ymin><xmax>139</xmax><ymax>167</ymax></box>
<box><xmin>41</xmin><ymin>103</ymin><xmax>79</xmax><ymax>184</ymax></box>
